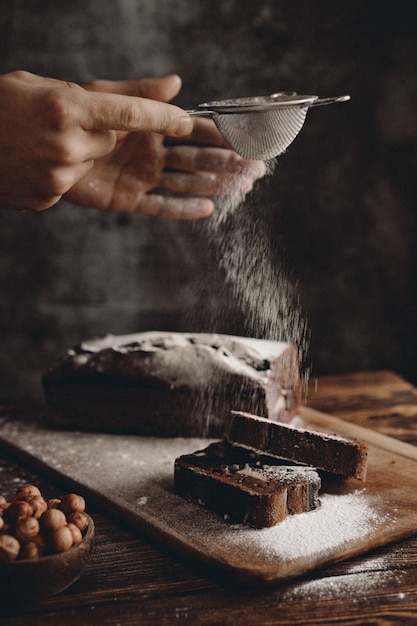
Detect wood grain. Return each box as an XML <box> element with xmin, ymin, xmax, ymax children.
<box><xmin>1</xmin><ymin>371</ymin><xmax>417</xmax><ymax>624</ymax></box>
<box><xmin>1</xmin><ymin>399</ymin><xmax>417</xmax><ymax>586</ymax></box>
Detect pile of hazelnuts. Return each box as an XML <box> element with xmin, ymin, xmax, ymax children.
<box><xmin>0</xmin><ymin>484</ymin><xmax>89</xmax><ymax>561</ymax></box>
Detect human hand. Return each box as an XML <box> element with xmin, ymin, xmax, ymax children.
<box><xmin>65</xmin><ymin>77</ymin><xmax>266</xmax><ymax>219</ymax></box>
<box><xmin>0</xmin><ymin>71</ymin><xmax>193</xmax><ymax>211</ymax></box>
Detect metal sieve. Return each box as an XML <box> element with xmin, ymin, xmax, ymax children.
<box><xmin>187</xmin><ymin>92</ymin><xmax>350</xmax><ymax>160</ymax></box>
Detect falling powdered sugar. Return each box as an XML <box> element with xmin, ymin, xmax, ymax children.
<box><xmin>195</xmin><ymin>158</ymin><xmax>310</xmax><ymax>384</ymax></box>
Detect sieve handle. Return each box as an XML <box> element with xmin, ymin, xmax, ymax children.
<box><xmin>186</xmin><ymin>94</ymin><xmax>350</xmax><ymax>114</ymax></box>
<box><xmin>306</xmin><ymin>95</ymin><xmax>350</xmax><ymax>108</ymax></box>
<box><xmin>186</xmin><ymin>109</ymin><xmax>214</xmax><ymax>117</ymax></box>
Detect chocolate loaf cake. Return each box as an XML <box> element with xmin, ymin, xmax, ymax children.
<box><xmin>42</xmin><ymin>332</ymin><xmax>301</xmax><ymax>437</ymax></box>
<box><xmin>226</xmin><ymin>411</ymin><xmax>368</xmax><ymax>480</ymax></box>
<box><xmin>174</xmin><ymin>441</ymin><xmax>321</xmax><ymax>528</ymax></box>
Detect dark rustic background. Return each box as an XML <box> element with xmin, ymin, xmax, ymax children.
<box><xmin>0</xmin><ymin>0</ymin><xmax>416</xmax><ymax>401</ymax></box>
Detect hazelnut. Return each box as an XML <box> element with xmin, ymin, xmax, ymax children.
<box><xmin>66</xmin><ymin>511</ymin><xmax>88</xmax><ymax>532</ymax></box>
<box><xmin>14</xmin><ymin>516</ymin><xmax>40</xmax><ymax>543</ymax></box>
<box><xmin>19</xmin><ymin>540</ymin><xmax>42</xmax><ymax>560</ymax></box>
<box><xmin>67</xmin><ymin>522</ymin><xmax>82</xmax><ymax>544</ymax></box>
<box><xmin>28</xmin><ymin>495</ymin><xmax>47</xmax><ymax>519</ymax></box>
<box><xmin>47</xmin><ymin>498</ymin><xmax>62</xmax><ymax>509</ymax></box>
<box><xmin>5</xmin><ymin>500</ymin><xmax>33</xmax><ymax>521</ymax></box>
<box><xmin>32</xmin><ymin>533</ymin><xmax>46</xmax><ymax>551</ymax></box>
<box><xmin>40</xmin><ymin>508</ymin><xmax>67</xmax><ymax>532</ymax></box>
<box><xmin>13</xmin><ymin>485</ymin><xmax>41</xmax><ymax>502</ymax></box>
<box><xmin>47</xmin><ymin>526</ymin><xmax>73</xmax><ymax>553</ymax></box>
<box><xmin>60</xmin><ymin>493</ymin><xmax>85</xmax><ymax>514</ymax></box>
<box><xmin>1</xmin><ymin>520</ymin><xmax>11</xmax><ymax>534</ymax></box>
<box><xmin>0</xmin><ymin>486</ymin><xmax>88</xmax><ymax>560</ymax></box>
<box><xmin>0</xmin><ymin>534</ymin><xmax>20</xmax><ymax>561</ymax></box>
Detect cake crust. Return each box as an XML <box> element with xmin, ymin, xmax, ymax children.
<box><xmin>42</xmin><ymin>332</ymin><xmax>301</xmax><ymax>437</ymax></box>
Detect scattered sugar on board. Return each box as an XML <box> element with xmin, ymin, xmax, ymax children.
<box><xmin>198</xmin><ymin>491</ymin><xmax>387</xmax><ymax>563</ymax></box>
<box><xmin>18</xmin><ymin>421</ymin><xmax>384</xmax><ymax>568</ymax></box>
<box><xmin>0</xmin><ymin>416</ymin><xmax>402</xmax><ymax>582</ymax></box>
<box><xmin>154</xmin><ymin>484</ymin><xmax>390</xmax><ymax>569</ymax></box>
<box><xmin>281</xmin><ymin>568</ymin><xmax>402</xmax><ymax>602</ymax></box>
<box><xmin>281</xmin><ymin>554</ymin><xmax>407</xmax><ymax>602</ymax></box>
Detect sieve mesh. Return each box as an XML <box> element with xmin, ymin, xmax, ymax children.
<box><xmin>187</xmin><ymin>93</ymin><xmax>349</xmax><ymax>161</ymax></box>
<box><xmin>212</xmin><ymin>107</ymin><xmax>308</xmax><ymax>160</ymax></box>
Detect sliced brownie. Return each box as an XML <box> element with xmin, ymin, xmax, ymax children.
<box><xmin>226</xmin><ymin>411</ymin><xmax>368</xmax><ymax>480</ymax></box>
<box><xmin>174</xmin><ymin>441</ymin><xmax>321</xmax><ymax>528</ymax></box>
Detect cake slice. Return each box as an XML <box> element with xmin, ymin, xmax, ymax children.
<box><xmin>42</xmin><ymin>331</ymin><xmax>301</xmax><ymax>437</ymax></box>
<box><xmin>174</xmin><ymin>441</ymin><xmax>321</xmax><ymax>528</ymax></box>
<box><xmin>226</xmin><ymin>411</ymin><xmax>368</xmax><ymax>480</ymax></box>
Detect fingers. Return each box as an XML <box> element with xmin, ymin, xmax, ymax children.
<box><xmin>157</xmin><ymin>171</ymin><xmax>223</xmax><ymax>196</ymax></box>
<box><xmin>84</xmin><ymin>75</ymin><xmax>183</xmax><ymax>103</ymax></box>
<box><xmin>156</xmin><ymin>170</ymin><xmax>255</xmax><ymax>196</ymax></box>
<box><xmin>128</xmin><ymin>193</ymin><xmax>214</xmax><ymax>219</ymax></box>
<box><xmin>162</xmin><ymin>144</ymin><xmax>266</xmax><ymax>196</ymax></box>
<box><xmin>11</xmin><ymin>71</ymin><xmax>192</xmax><ymax>137</ymax></box>
<box><xmin>165</xmin><ymin>144</ymin><xmax>240</xmax><ymax>171</ymax></box>
<box><xmin>163</xmin><ymin>120</ymin><xmax>267</xmax><ymax>199</ymax></box>
<box><xmin>66</xmin><ymin>128</ymin><xmax>118</xmax><ymax>164</ymax></box>
<box><xmin>7</xmin><ymin>69</ymin><xmax>63</xmax><ymax>87</ymax></box>
<box><xmin>166</xmin><ymin>116</ymin><xmax>230</xmax><ymax>148</ymax></box>
<box><xmin>164</xmin><ymin>144</ymin><xmax>265</xmax><ymax>175</ymax></box>
<box><xmin>27</xmin><ymin>160</ymin><xmax>95</xmax><ymax>211</ymax></box>
<box><xmin>80</xmin><ymin>90</ymin><xmax>192</xmax><ymax>137</ymax></box>
<box><xmin>80</xmin><ymin>74</ymin><xmax>190</xmax><ymax>136</ymax></box>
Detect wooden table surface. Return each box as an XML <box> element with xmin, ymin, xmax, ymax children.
<box><xmin>1</xmin><ymin>370</ymin><xmax>417</xmax><ymax>625</ymax></box>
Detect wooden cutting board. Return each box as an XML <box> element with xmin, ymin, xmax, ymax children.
<box><xmin>1</xmin><ymin>405</ymin><xmax>417</xmax><ymax>586</ymax></box>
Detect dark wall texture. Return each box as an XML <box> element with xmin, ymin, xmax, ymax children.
<box><xmin>0</xmin><ymin>0</ymin><xmax>416</xmax><ymax>400</ymax></box>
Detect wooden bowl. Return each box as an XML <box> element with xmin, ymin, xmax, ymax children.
<box><xmin>0</xmin><ymin>514</ymin><xmax>95</xmax><ymax>601</ymax></box>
